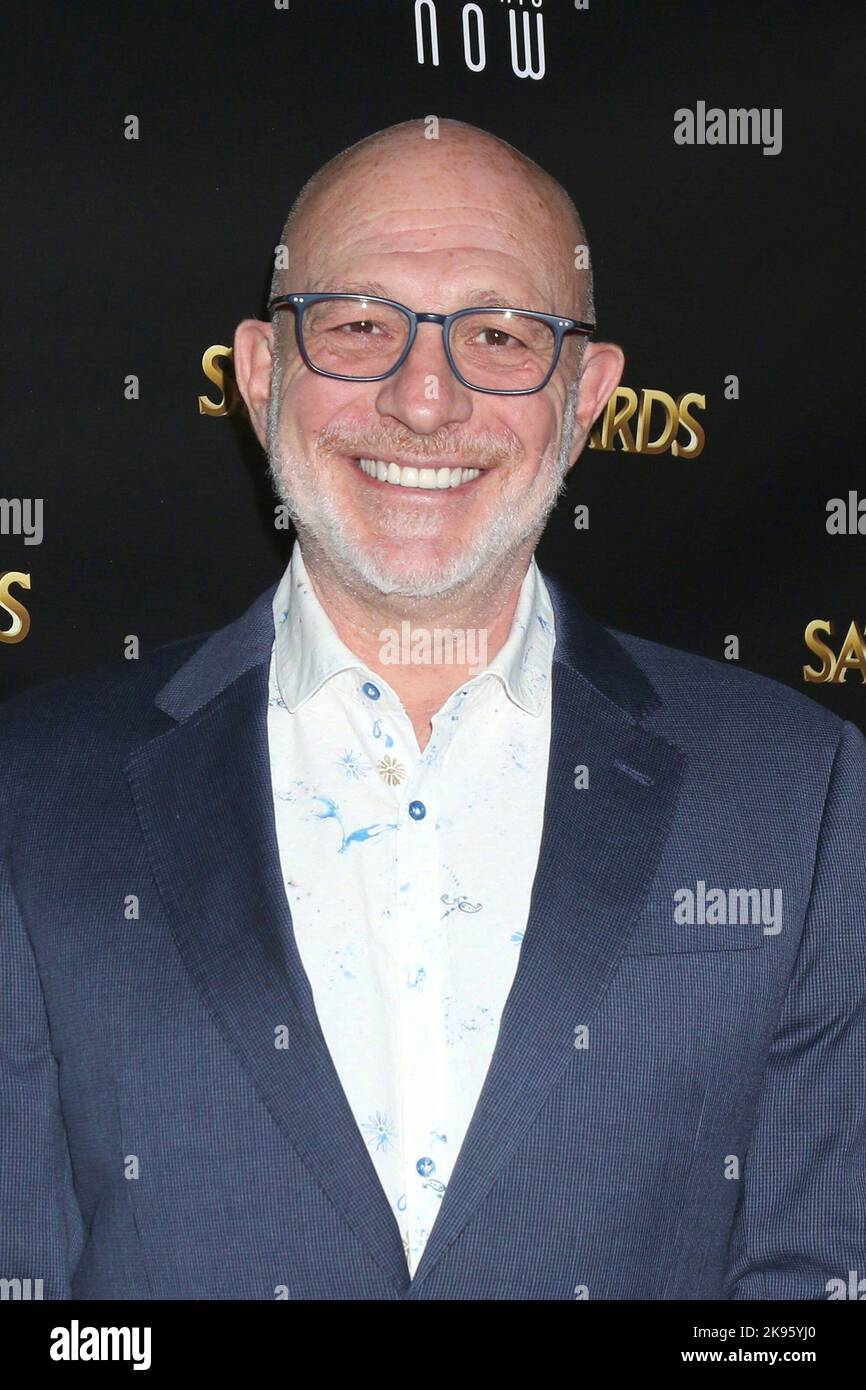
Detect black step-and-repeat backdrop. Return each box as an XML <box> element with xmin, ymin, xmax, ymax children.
<box><xmin>3</xmin><ymin>0</ymin><xmax>864</xmax><ymax>728</ymax></box>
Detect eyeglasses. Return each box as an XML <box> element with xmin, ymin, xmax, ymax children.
<box><xmin>267</xmin><ymin>292</ymin><xmax>595</xmax><ymax>396</ymax></box>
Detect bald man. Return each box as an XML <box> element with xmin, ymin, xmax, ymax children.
<box><xmin>1</xmin><ymin>120</ymin><xmax>864</xmax><ymax>1302</ymax></box>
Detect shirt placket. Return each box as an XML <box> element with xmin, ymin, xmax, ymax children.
<box><xmin>398</xmin><ymin>699</ymin><xmax>475</xmax><ymax>1275</ymax></box>
<box><xmin>362</xmin><ymin>677</ymin><xmax>461</xmax><ymax>1274</ymax></box>
<box><xmin>399</xmin><ymin>758</ymin><xmax>449</xmax><ymax>1273</ymax></box>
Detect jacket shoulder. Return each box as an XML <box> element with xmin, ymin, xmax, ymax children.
<box><xmin>0</xmin><ymin>629</ymin><xmax>213</xmax><ymax>757</ymax></box>
<box><xmin>610</xmin><ymin>626</ymin><xmax>847</xmax><ymax>745</ymax></box>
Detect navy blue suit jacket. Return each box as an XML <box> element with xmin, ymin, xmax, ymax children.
<box><xmin>1</xmin><ymin>573</ymin><xmax>864</xmax><ymax>1300</ymax></box>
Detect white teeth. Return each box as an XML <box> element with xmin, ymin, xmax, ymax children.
<box><xmin>356</xmin><ymin>458</ymin><xmax>481</xmax><ymax>489</ymax></box>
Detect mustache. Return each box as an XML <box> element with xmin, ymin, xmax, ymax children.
<box><xmin>315</xmin><ymin>423</ymin><xmax>523</xmax><ymax>467</ymax></box>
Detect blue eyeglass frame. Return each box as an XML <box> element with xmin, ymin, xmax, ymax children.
<box><xmin>267</xmin><ymin>292</ymin><xmax>595</xmax><ymax>396</ymax></box>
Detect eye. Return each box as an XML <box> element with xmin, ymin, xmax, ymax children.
<box><xmin>334</xmin><ymin>318</ymin><xmax>386</xmax><ymax>336</ymax></box>
<box><xmin>475</xmin><ymin>326</ymin><xmax>522</xmax><ymax>348</ymax></box>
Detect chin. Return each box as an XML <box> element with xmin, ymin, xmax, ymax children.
<box><xmin>366</xmin><ymin>557</ymin><xmax>463</xmax><ymax>598</ymax></box>
<box><xmin>344</xmin><ymin>539</ymin><xmax>476</xmax><ymax>599</ymax></box>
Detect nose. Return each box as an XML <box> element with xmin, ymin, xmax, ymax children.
<box><xmin>372</xmin><ymin>322</ymin><xmax>473</xmax><ymax>434</ymax></box>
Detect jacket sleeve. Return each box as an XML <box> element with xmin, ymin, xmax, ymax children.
<box><xmin>0</xmin><ymin>845</ymin><xmax>85</xmax><ymax>1299</ymax></box>
<box><xmin>724</xmin><ymin>718</ymin><xmax>866</xmax><ymax>1299</ymax></box>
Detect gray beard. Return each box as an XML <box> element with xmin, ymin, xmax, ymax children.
<box><xmin>265</xmin><ymin>366</ymin><xmax>580</xmax><ymax>600</ymax></box>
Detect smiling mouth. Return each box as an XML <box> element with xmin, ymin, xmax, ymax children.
<box><xmin>351</xmin><ymin>457</ymin><xmax>482</xmax><ymax>490</ymax></box>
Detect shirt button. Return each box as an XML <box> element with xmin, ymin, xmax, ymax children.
<box><xmin>361</xmin><ymin>680</ymin><xmax>381</xmax><ymax>700</ymax></box>
<box><xmin>416</xmin><ymin>1156</ymin><xmax>435</xmax><ymax>1177</ymax></box>
<box><xmin>408</xmin><ymin>800</ymin><xmax>426</xmax><ymax>821</ymax></box>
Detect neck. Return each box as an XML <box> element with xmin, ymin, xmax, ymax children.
<box><xmin>299</xmin><ymin>544</ymin><xmax>535</xmax><ymax>750</ymax></box>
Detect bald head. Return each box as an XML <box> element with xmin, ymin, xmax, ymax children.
<box><xmin>269</xmin><ymin>118</ymin><xmax>593</xmax><ymax>326</ymax></box>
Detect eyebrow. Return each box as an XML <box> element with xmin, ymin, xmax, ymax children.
<box><xmin>307</xmin><ymin>280</ymin><xmax>539</xmax><ymax>310</ymax></box>
<box><xmin>464</xmin><ymin>288</ymin><xmax>527</xmax><ymax>309</ymax></box>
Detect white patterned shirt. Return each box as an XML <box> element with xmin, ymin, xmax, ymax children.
<box><xmin>267</xmin><ymin>541</ymin><xmax>555</xmax><ymax>1275</ymax></box>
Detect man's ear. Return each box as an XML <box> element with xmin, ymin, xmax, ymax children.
<box><xmin>568</xmin><ymin>340</ymin><xmax>626</xmax><ymax>467</ymax></box>
<box><xmin>232</xmin><ymin>318</ymin><xmax>275</xmax><ymax>450</ymax></box>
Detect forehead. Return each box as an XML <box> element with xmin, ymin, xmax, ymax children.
<box><xmin>293</xmin><ymin>156</ymin><xmax>575</xmax><ymax>313</ymax></box>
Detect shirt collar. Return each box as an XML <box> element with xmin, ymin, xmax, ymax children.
<box><xmin>272</xmin><ymin>540</ymin><xmax>555</xmax><ymax>717</ymax></box>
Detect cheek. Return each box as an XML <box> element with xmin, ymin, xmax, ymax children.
<box><xmin>501</xmin><ymin>398</ymin><xmax>561</xmax><ymax>467</ymax></box>
<box><xmin>279</xmin><ymin>380</ymin><xmax>378</xmax><ymax>455</ymax></box>
<box><xmin>277</xmin><ymin>379</ymin><xmax>342</xmax><ymax>454</ymax></box>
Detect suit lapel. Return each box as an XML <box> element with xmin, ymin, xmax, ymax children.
<box><xmin>407</xmin><ymin>577</ymin><xmax>686</xmax><ymax>1292</ymax></box>
<box><xmin>125</xmin><ymin>588</ymin><xmax>411</xmax><ymax>1294</ymax></box>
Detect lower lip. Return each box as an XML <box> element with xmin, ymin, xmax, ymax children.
<box><xmin>346</xmin><ymin>458</ymin><xmax>484</xmax><ymax>494</ymax></box>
